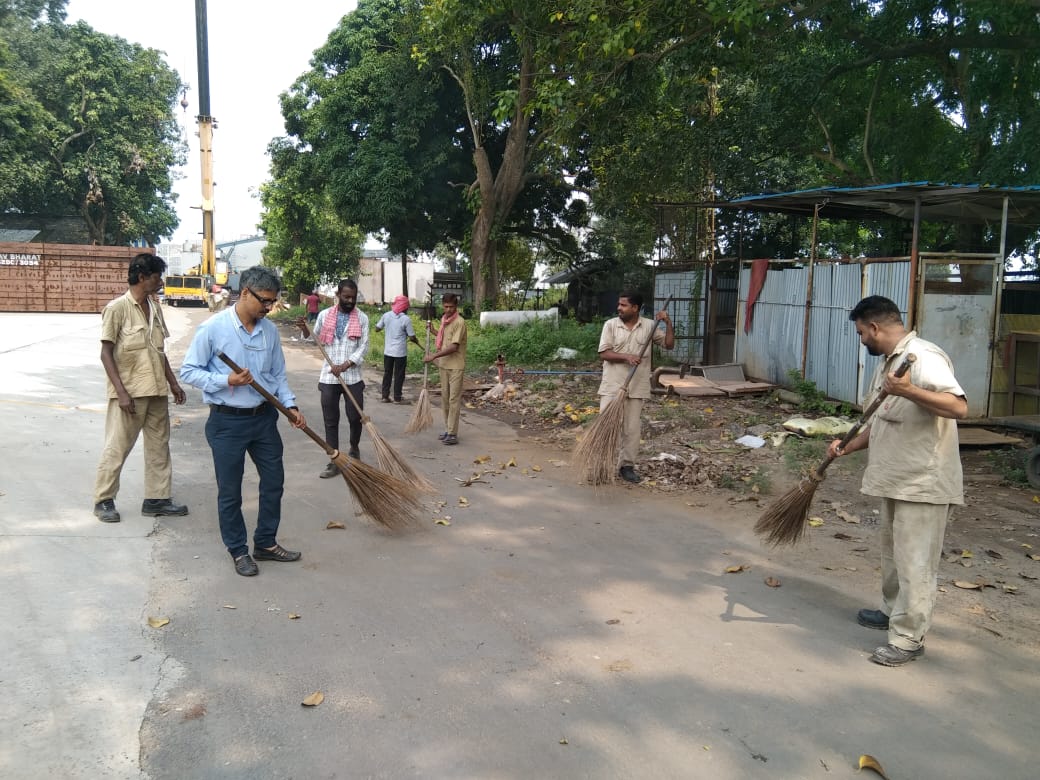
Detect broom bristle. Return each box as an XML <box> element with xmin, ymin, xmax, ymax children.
<box><xmin>331</xmin><ymin>452</ymin><xmax>422</xmax><ymax>530</ymax></box>
<box><xmin>367</xmin><ymin>421</ymin><xmax>436</xmax><ymax>493</ymax></box>
<box><xmin>753</xmin><ymin>476</ymin><xmax>820</xmax><ymax>546</ymax></box>
<box><xmin>572</xmin><ymin>393</ymin><xmax>626</xmax><ymax>485</ymax></box>
<box><xmin>405</xmin><ymin>387</ymin><xmax>434</xmax><ymax>434</ymax></box>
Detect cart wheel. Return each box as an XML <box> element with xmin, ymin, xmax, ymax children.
<box><xmin>1026</xmin><ymin>446</ymin><xmax>1040</xmax><ymax>490</ymax></box>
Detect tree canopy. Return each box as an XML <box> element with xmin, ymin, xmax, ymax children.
<box><xmin>1</xmin><ymin>3</ymin><xmax>185</xmax><ymax>244</ymax></box>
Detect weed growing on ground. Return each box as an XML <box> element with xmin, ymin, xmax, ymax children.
<box><xmin>986</xmin><ymin>448</ymin><xmax>1030</xmax><ymax>486</ymax></box>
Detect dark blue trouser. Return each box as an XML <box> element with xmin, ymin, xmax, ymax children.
<box><xmin>205</xmin><ymin>405</ymin><xmax>284</xmax><ymax>558</ymax></box>
<box><xmin>381</xmin><ymin>355</ymin><xmax>407</xmax><ymax>400</ymax></box>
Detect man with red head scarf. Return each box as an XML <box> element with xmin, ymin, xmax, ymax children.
<box><xmin>375</xmin><ymin>295</ymin><xmax>420</xmax><ymax>403</ymax></box>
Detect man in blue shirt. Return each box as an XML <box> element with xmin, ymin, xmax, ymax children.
<box><xmin>374</xmin><ymin>295</ymin><xmax>420</xmax><ymax>403</ymax></box>
<box><xmin>180</xmin><ymin>267</ymin><xmax>307</xmax><ymax>577</ymax></box>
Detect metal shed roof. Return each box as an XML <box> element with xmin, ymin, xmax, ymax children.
<box><xmin>726</xmin><ymin>181</ymin><xmax>1040</xmax><ymax>226</ymax></box>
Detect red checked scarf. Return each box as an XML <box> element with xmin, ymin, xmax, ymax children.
<box><xmin>317</xmin><ymin>307</ymin><xmax>362</xmax><ymax>345</ymax></box>
<box><xmin>435</xmin><ymin>310</ymin><xmax>458</xmax><ymax>350</ymax></box>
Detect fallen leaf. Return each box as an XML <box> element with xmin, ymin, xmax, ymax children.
<box><xmin>834</xmin><ymin>532</ymin><xmax>854</xmax><ymax>540</ymax></box>
<box><xmin>532</xmin><ymin>465</ymin><xmax>542</xmax><ymax>472</ymax></box>
<box><xmin>1028</xmin><ymin>554</ymin><xmax>1040</xmax><ymax>561</ymax></box>
<box><xmin>559</xmin><ymin>738</ymin><xmax>569</xmax><ymax>745</ymax></box>
<box><xmin>301</xmin><ymin>691</ymin><xmax>324</xmax><ymax>707</ymax></box>
<box><xmin>704</xmin><ymin>407</ymin><xmax>714</xmax><ymax>413</ymax></box>
<box><xmin>434</xmin><ymin>518</ymin><xmax>451</xmax><ymax>526</ymax></box>
<box><xmin>458</xmin><ymin>496</ymin><xmax>469</xmax><ymax>506</ymax></box>
<box><xmin>326</xmin><ymin>520</ymin><xmax>346</xmax><ymax>529</ymax></box>
<box><xmin>222</xmin><ymin>604</ymin><xmax>236</xmax><ymax>610</ymax></box>
<box><xmin>858</xmin><ymin>753</ymin><xmax>890</xmax><ymax>779</ymax></box>
<box><xmin>474</xmin><ymin>455</ymin><xmax>491</xmax><ymax>464</ymax></box>
<box><xmin>288</xmin><ymin>613</ymin><xmax>301</xmax><ymax>620</ymax></box>
<box><xmin>1002</xmin><ymin>585</ymin><xmax>1019</xmax><ymax>594</ymax></box>
<box><xmin>725</xmin><ymin>565</ymin><xmax>747</xmax><ymax>573</ymax></box>
<box><xmin>1020</xmin><ymin>572</ymin><xmax>1038</xmax><ymax>580</ymax></box>
<box><xmin>764</xmin><ymin>576</ymin><xmax>782</xmax><ymax>588</ymax></box>
<box><xmin>836</xmin><ymin>510</ymin><xmax>860</xmax><ymax>524</ymax></box>
<box><xmin>1023</xmin><ymin>543</ymin><xmax>1034</xmax><ymax>550</ymax></box>
<box><xmin>953</xmin><ymin>580</ymin><xmax>981</xmax><ymax>589</ymax></box>
<box><xmin>808</xmin><ymin>517</ymin><xmax>824</xmax><ymax>527</ymax></box>
<box><xmin>985</xmin><ymin>549</ymin><xmax>1003</xmax><ymax>559</ymax></box>
<box><xmin>605</xmin><ymin>618</ymin><xmax>620</xmax><ymax>625</ymax></box>
<box><xmin>961</xmin><ymin>549</ymin><xmax>974</xmax><ymax>558</ymax></box>
<box><xmin>521</xmin><ymin>468</ymin><xmax>529</xmax><ymax>475</ymax></box>
<box><xmin>147</xmin><ymin>617</ymin><xmax>170</xmax><ymax>628</ymax></box>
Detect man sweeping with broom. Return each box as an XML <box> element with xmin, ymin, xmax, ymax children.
<box><xmin>595</xmin><ymin>291</ymin><xmax>674</xmax><ymax>483</ymax></box>
<box><xmin>826</xmin><ymin>295</ymin><xmax>967</xmax><ymax>667</ymax></box>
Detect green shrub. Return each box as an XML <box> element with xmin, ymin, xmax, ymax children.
<box><xmin>467</xmin><ymin>318</ymin><xmax>603</xmax><ymax>367</ymax></box>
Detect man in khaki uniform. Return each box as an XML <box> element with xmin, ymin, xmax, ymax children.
<box><xmin>828</xmin><ymin>295</ymin><xmax>967</xmax><ymax>666</ymax></box>
<box><xmin>93</xmin><ymin>254</ymin><xmax>188</xmax><ymax>523</ymax></box>
<box><xmin>424</xmin><ymin>293</ymin><xmax>468</xmax><ymax>445</ymax></box>
<box><xmin>597</xmin><ymin>290</ymin><xmax>674</xmax><ymax>483</ymax></box>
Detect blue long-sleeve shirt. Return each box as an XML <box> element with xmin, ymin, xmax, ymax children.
<box><xmin>179</xmin><ymin>307</ymin><xmax>297</xmax><ymax>409</ymax></box>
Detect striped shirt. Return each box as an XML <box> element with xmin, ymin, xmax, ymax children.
<box><xmin>315</xmin><ymin>307</ymin><xmax>369</xmax><ymax>385</ymax></box>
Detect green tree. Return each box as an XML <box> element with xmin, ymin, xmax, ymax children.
<box><xmin>1</xmin><ymin>14</ymin><xmax>185</xmax><ymax>244</ymax></box>
<box><xmin>259</xmin><ymin>138</ymin><xmax>364</xmax><ymax>294</ymax></box>
<box><xmin>278</xmin><ymin>0</ymin><xmax>471</xmax><ymax>297</ymax></box>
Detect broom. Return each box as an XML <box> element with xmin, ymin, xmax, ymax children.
<box><xmin>405</xmin><ymin>301</ymin><xmax>434</xmax><ymax>434</ymax></box>
<box><xmin>754</xmin><ymin>353</ymin><xmax>916</xmax><ymax>546</ymax></box>
<box><xmin>216</xmin><ymin>352</ymin><xmax>423</xmax><ymax>530</ymax></box>
<box><xmin>308</xmin><ymin>339</ymin><xmax>435</xmax><ymax>494</ymax></box>
<box><xmin>573</xmin><ymin>295</ymin><xmax>673</xmax><ymax>485</ymax></box>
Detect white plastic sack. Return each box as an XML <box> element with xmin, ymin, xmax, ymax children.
<box><xmin>781</xmin><ymin>416</ymin><xmax>854</xmax><ymax>437</ymax></box>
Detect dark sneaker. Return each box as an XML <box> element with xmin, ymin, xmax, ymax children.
<box><xmin>348</xmin><ymin>446</ymin><xmax>361</xmax><ymax>459</ymax></box>
<box><xmin>869</xmin><ymin>643</ymin><xmax>923</xmax><ymax>667</ymax></box>
<box><xmin>619</xmin><ymin>466</ymin><xmax>642</xmax><ymax>483</ymax></box>
<box><xmin>94</xmin><ymin>499</ymin><xmax>120</xmax><ymax>523</ymax></box>
<box><xmin>141</xmin><ymin>498</ymin><xmax>188</xmax><ymax>517</ymax></box>
<box><xmin>442</xmin><ymin>434</ymin><xmax>458</xmax><ymax>445</ymax></box>
<box><xmin>857</xmin><ymin>609</ymin><xmax>890</xmax><ymax>630</ymax></box>
<box><xmin>394</xmin><ymin>398</ymin><xmax>410</xmax><ymax>404</ymax></box>
<box><xmin>253</xmin><ymin>544</ymin><xmax>302</xmax><ymax>562</ymax></box>
<box><xmin>234</xmin><ymin>554</ymin><xmax>259</xmax><ymax>577</ymax></box>
<box><xmin>320</xmin><ymin>462</ymin><xmax>339</xmax><ymax>479</ymax></box>
<box><xmin>438</xmin><ymin>431</ymin><xmax>450</xmax><ymax>441</ymax></box>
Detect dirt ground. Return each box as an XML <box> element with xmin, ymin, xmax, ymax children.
<box><xmin>465</xmin><ymin>372</ymin><xmax>1040</xmax><ymax>651</ymax></box>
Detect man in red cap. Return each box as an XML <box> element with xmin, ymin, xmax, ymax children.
<box><xmin>375</xmin><ymin>295</ymin><xmax>420</xmax><ymax>403</ymax></box>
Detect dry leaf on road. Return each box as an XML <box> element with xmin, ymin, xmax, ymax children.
<box><xmin>301</xmin><ymin>692</ymin><xmax>324</xmax><ymax>707</ymax></box>
<box><xmin>858</xmin><ymin>754</ymin><xmax>889</xmax><ymax>779</ymax></box>
<box><xmin>147</xmin><ymin>617</ymin><xmax>170</xmax><ymax>628</ymax></box>
<box><xmin>326</xmin><ymin>520</ymin><xmax>346</xmax><ymax>529</ymax></box>
<box><xmin>764</xmin><ymin>577</ymin><xmax>782</xmax><ymax>587</ymax></box>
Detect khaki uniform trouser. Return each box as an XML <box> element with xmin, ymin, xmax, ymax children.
<box><xmin>599</xmin><ymin>393</ymin><xmax>644</xmax><ymax>468</ymax></box>
<box><xmin>93</xmin><ymin>396</ymin><xmax>172</xmax><ymax>504</ymax></box>
<box><xmin>878</xmin><ymin>497</ymin><xmax>952</xmax><ymax>651</ymax></box>
<box><xmin>440</xmin><ymin>368</ymin><xmax>464</xmax><ymax>435</ymax></box>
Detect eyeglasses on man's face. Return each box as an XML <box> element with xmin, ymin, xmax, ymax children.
<box><xmin>246</xmin><ymin>287</ymin><xmax>278</xmax><ymax>308</ymax></box>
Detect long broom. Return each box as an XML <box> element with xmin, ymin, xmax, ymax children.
<box><xmin>308</xmin><ymin>339</ymin><xmax>435</xmax><ymax>494</ymax></box>
<box><xmin>405</xmin><ymin>301</ymin><xmax>434</xmax><ymax>434</ymax></box>
<box><xmin>754</xmin><ymin>353</ymin><xmax>916</xmax><ymax>546</ymax></box>
<box><xmin>573</xmin><ymin>295</ymin><xmax>673</xmax><ymax>485</ymax></box>
<box><xmin>216</xmin><ymin>352</ymin><xmax>423</xmax><ymax>530</ymax></box>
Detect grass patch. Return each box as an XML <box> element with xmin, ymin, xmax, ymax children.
<box><xmin>782</xmin><ymin>436</ymin><xmax>829</xmax><ymax>473</ymax></box>
<box><xmin>986</xmin><ymin>448</ymin><xmax>1030</xmax><ymax>486</ymax></box>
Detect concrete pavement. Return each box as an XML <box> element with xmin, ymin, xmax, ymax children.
<box><xmin>1</xmin><ymin>309</ymin><xmax>1037</xmax><ymax>779</ymax></box>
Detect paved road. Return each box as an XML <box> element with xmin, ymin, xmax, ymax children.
<box><xmin>1</xmin><ymin>309</ymin><xmax>1036</xmax><ymax>779</ymax></box>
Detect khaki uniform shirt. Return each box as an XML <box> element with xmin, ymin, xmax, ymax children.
<box><xmin>597</xmin><ymin>316</ymin><xmax>666</xmax><ymax>400</ymax></box>
<box><xmin>100</xmin><ymin>291</ymin><xmax>170</xmax><ymax>399</ymax></box>
<box><xmin>861</xmin><ymin>331</ymin><xmax>965</xmax><ymax>505</ymax></box>
<box><xmin>436</xmin><ymin>315</ymin><xmax>468</xmax><ymax>371</ymax></box>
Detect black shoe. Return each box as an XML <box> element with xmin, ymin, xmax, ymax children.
<box><xmin>141</xmin><ymin>498</ymin><xmax>188</xmax><ymax>517</ymax></box>
<box><xmin>394</xmin><ymin>398</ymin><xmax>410</xmax><ymax>404</ymax></box>
<box><xmin>348</xmin><ymin>446</ymin><xmax>361</xmax><ymax>459</ymax></box>
<box><xmin>438</xmin><ymin>431</ymin><xmax>450</xmax><ymax>441</ymax></box>
<box><xmin>320</xmin><ymin>462</ymin><xmax>339</xmax><ymax>479</ymax></box>
<box><xmin>381</xmin><ymin>396</ymin><xmax>392</xmax><ymax>403</ymax></box>
<box><xmin>253</xmin><ymin>544</ymin><xmax>302</xmax><ymax>562</ymax></box>
<box><xmin>234</xmin><ymin>554</ymin><xmax>259</xmax><ymax>577</ymax></box>
<box><xmin>870</xmin><ymin>643</ymin><xmax>923</xmax><ymax>667</ymax></box>
<box><xmin>94</xmin><ymin>499</ymin><xmax>120</xmax><ymax>523</ymax></box>
<box><xmin>442</xmin><ymin>434</ymin><xmax>458</xmax><ymax>445</ymax></box>
<box><xmin>857</xmin><ymin>608</ymin><xmax>890</xmax><ymax>630</ymax></box>
<box><xmin>618</xmin><ymin>466</ymin><xmax>642</xmax><ymax>484</ymax></box>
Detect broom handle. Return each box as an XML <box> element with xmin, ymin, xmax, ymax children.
<box><xmin>619</xmin><ymin>294</ymin><xmax>674</xmax><ymax>392</ymax></box>
<box><xmin>813</xmin><ymin>353</ymin><xmax>916</xmax><ymax>478</ymax></box>
<box><xmin>421</xmin><ymin>319</ymin><xmax>431</xmax><ymax>389</ymax></box>
<box><xmin>310</xmin><ymin>338</ymin><xmax>369</xmax><ymax>421</ymax></box>
<box><xmin>216</xmin><ymin>351</ymin><xmax>338</xmax><ymax>457</ymax></box>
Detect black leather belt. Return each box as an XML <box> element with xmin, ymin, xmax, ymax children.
<box><xmin>210</xmin><ymin>402</ymin><xmax>269</xmax><ymax>416</ymax></box>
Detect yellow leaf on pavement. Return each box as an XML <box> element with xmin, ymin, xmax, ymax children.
<box><xmin>148</xmin><ymin>617</ymin><xmax>170</xmax><ymax>629</ymax></box>
<box><xmin>458</xmin><ymin>496</ymin><xmax>469</xmax><ymax>506</ymax></box>
<box><xmin>725</xmin><ymin>565</ymin><xmax>747</xmax><ymax>573</ymax></box>
<box><xmin>858</xmin><ymin>754</ymin><xmax>890</xmax><ymax>779</ymax></box>
<box><xmin>301</xmin><ymin>692</ymin><xmax>324</xmax><ymax>707</ymax></box>
<box><xmin>326</xmin><ymin>520</ymin><xmax>346</xmax><ymax>529</ymax></box>
<box><xmin>532</xmin><ymin>464</ymin><xmax>542</xmax><ymax>472</ymax></box>
<box><xmin>961</xmin><ymin>549</ymin><xmax>974</xmax><ymax>558</ymax></box>
<box><xmin>434</xmin><ymin>518</ymin><xmax>451</xmax><ymax>526</ymax></box>
<box><xmin>474</xmin><ymin>455</ymin><xmax>491</xmax><ymax>464</ymax></box>
<box><xmin>953</xmin><ymin>580</ymin><xmax>981</xmax><ymax>589</ymax></box>
<box><xmin>288</xmin><ymin>613</ymin><xmax>301</xmax><ymax>620</ymax></box>
<box><xmin>808</xmin><ymin>517</ymin><xmax>824</xmax><ymax>527</ymax></box>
